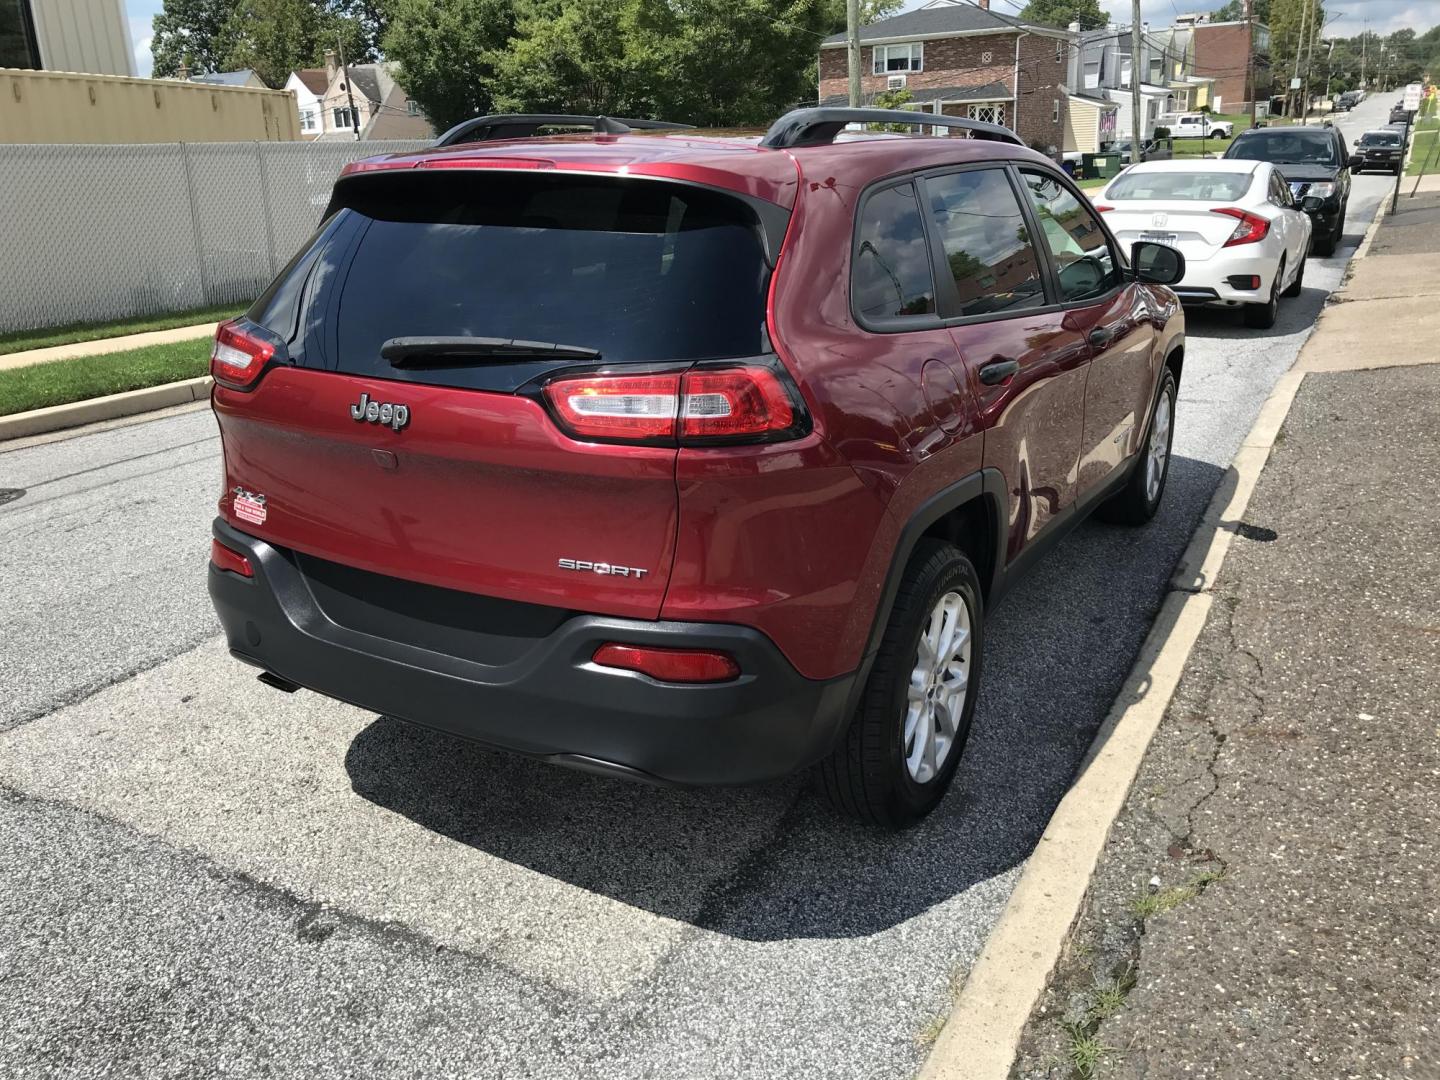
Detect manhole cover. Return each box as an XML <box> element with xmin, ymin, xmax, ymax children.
<box><xmin>0</xmin><ymin>487</ymin><xmax>25</xmax><ymax>507</ymax></box>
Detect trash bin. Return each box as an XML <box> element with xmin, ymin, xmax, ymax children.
<box><xmin>1082</xmin><ymin>152</ymin><xmax>1122</xmax><ymax>180</ymax></box>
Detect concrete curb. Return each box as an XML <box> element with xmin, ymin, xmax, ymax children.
<box><xmin>0</xmin><ymin>377</ymin><xmax>212</xmax><ymax>442</ymax></box>
<box><xmin>917</xmin><ymin>365</ymin><xmax>1306</xmax><ymax>1080</ymax></box>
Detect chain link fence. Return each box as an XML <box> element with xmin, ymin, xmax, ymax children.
<box><xmin>0</xmin><ymin>140</ymin><xmax>432</xmax><ymax>335</ymax></box>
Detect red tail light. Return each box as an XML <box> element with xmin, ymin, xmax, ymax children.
<box><xmin>544</xmin><ymin>373</ymin><xmax>681</xmax><ymax>442</ymax></box>
<box><xmin>593</xmin><ymin>643</ymin><xmax>740</xmax><ymax>683</ymax></box>
<box><xmin>543</xmin><ymin>366</ymin><xmax>802</xmax><ymax>445</ymax></box>
<box><xmin>1212</xmin><ymin>207</ymin><xmax>1270</xmax><ymax>247</ymax></box>
<box><xmin>680</xmin><ymin>368</ymin><xmax>795</xmax><ymax>440</ymax></box>
<box><xmin>1093</xmin><ymin>204</ymin><xmax>1114</xmax><ymax>213</ymax></box>
<box><xmin>211</xmin><ymin>319</ymin><xmax>275</xmax><ymax>390</ymax></box>
<box><xmin>210</xmin><ymin>539</ymin><xmax>253</xmax><ymax>577</ymax></box>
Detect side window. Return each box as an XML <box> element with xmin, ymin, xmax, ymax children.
<box><xmin>924</xmin><ymin>169</ymin><xmax>1046</xmax><ymax>318</ymax></box>
<box><xmin>852</xmin><ymin>182</ymin><xmax>936</xmax><ymax>322</ymax></box>
<box><xmin>1019</xmin><ymin>170</ymin><xmax>1120</xmax><ymax>304</ymax></box>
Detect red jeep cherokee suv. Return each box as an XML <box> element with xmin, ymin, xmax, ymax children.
<box><xmin>207</xmin><ymin>109</ymin><xmax>1186</xmax><ymax>825</ymax></box>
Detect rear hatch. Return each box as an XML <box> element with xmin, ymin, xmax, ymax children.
<box><xmin>1100</xmin><ymin>167</ymin><xmax>1261</xmax><ymax>264</ymax></box>
<box><xmin>213</xmin><ymin>167</ymin><xmax>781</xmax><ymax>620</ymax></box>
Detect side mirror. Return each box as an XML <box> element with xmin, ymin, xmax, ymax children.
<box><xmin>1131</xmin><ymin>241</ymin><xmax>1185</xmax><ymax>286</ymax></box>
<box><xmin>1302</xmin><ymin>195</ymin><xmax>1324</xmax><ymax>212</ymax></box>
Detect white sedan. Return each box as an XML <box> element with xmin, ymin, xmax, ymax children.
<box><xmin>1095</xmin><ymin>159</ymin><xmax>1313</xmax><ymax>329</ymax></box>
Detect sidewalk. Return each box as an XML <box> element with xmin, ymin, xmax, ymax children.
<box><xmin>1013</xmin><ymin>195</ymin><xmax>1440</xmax><ymax>1076</ymax></box>
<box><xmin>0</xmin><ymin>321</ymin><xmax>217</xmax><ymax>373</ymax></box>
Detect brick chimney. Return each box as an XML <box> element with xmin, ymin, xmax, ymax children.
<box><xmin>324</xmin><ymin>49</ymin><xmax>337</xmax><ymax>84</ymax></box>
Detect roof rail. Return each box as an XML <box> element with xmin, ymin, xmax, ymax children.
<box><xmin>759</xmin><ymin>108</ymin><xmax>1024</xmax><ymax>150</ymax></box>
<box><xmin>434</xmin><ymin>114</ymin><xmax>695</xmax><ymax>147</ymax></box>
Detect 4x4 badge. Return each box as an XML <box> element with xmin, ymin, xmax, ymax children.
<box><xmin>350</xmin><ymin>392</ymin><xmax>410</xmax><ymax>432</ymax></box>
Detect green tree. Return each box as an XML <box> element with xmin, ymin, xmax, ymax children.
<box><xmin>383</xmin><ymin>0</ymin><xmax>518</xmax><ymax>132</ymax></box>
<box><xmin>329</xmin><ymin>0</ymin><xmax>389</xmax><ymax>58</ymax></box>
<box><xmin>151</xmin><ymin>0</ymin><xmax>238</xmax><ymax>76</ymax></box>
<box><xmin>1210</xmin><ymin>0</ymin><xmax>1268</xmax><ymax>21</ymax></box>
<box><xmin>820</xmin><ymin>0</ymin><xmax>903</xmax><ymax>32</ymax></box>
<box><xmin>1017</xmin><ymin>0</ymin><xmax>1106</xmax><ymax>32</ymax></box>
<box><xmin>491</xmin><ymin>0</ymin><xmax>655</xmax><ymax>115</ymax></box>
<box><xmin>220</xmin><ymin>0</ymin><xmax>367</xmax><ymax>87</ymax></box>
<box><xmin>642</xmin><ymin>0</ymin><xmax>831</xmax><ymax>126</ymax></box>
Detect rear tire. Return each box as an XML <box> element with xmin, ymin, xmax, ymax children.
<box><xmin>816</xmin><ymin>540</ymin><xmax>983</xmax><ymax>828</ymax></box>
<box><xmin>1098</xmin><ymin>368</ymin><xmax>1176</xmax><ymax>525</ymax></box>
<box><xmin>1244</xmin><ymin>261</ymin><xmax>1281</xmax><ymax>328</ymax></box>
<box><xmin>1282</xmin><ymin>252</ymin><xmax>1305</xmax><ymax>297</ymax></box>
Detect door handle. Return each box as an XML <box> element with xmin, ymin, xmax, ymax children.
<box><xmin>978</xmin><ymin>358</ymin><xmax>1020</xmax><ymax>386</ymax></box>
<box><xmin>1088</xmin><ymin>326</ymin><xmax>1114</xmax><ymax>348</ymax></box>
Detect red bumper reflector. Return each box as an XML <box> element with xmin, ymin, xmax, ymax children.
<box><xmin>211</xmin><ymin>539</ymin><xmax>253</xmax><ymax>578</ymax></box>
<box><xmin>593</xmin><ymin>643</ymin><xmax>740</xmax><ymax>683</ymax></box>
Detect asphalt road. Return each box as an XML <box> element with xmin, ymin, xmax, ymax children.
<box><xmin>0</xmin><ymin>97</ymin><xmax>1398</xmax><ymax>1080</ymax></box>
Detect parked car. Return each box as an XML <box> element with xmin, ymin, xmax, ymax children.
<box><xmin>1354</xmin><ymin>128</ymin><xmax>1405</xmax><ymax>174</ymax></box>
<box><xmin>1108</xmin><ymin>137</ymin><xmax>1174</xmax><ymax>164</ymax></box>
<box><xmin>1223</xmin><ymin>125</ymin><xmax>1356</xmax><ymax>255</ymax></box>
<box><xmin>205</xmin><ymin>108</ymin><xmax>1187</xmax><ymax>826</ymax></box>
<box><xmin>1095</xmin><ymin>160</ymin><xmax>1311</xmax><ymax>328</ymax></box>
<box><xmin>1333</xmin><ymin>91</ymin><xmax>1359</xmax><ymax>112</ymax></box>
<box><xmin>1159</xmin><ymin>112</ymin><xmax>1235</xmax><ymax>140</ymax></box>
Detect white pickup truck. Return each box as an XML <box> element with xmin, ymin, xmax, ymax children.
<box><xmin>1159</xmin><ymin>112</ymin><xmax>1234</xmax><ymax>139</ymax></box>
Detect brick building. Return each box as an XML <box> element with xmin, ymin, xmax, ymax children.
<box><xmin>1190</xmin><ymin>19</ymin><xmax>1270</xmax><ymax>114</ymax></box>
<box><xmin>817</xmin><ymin>0</ymin><xmax>1070</xmax><ymax>152</ymax></box>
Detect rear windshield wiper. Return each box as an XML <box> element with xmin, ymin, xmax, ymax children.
<box><xmin>381</xmin><ymin>336</ymin><xmax>601</xmax><ymax>368</ymax></box>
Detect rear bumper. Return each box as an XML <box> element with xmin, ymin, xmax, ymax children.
<box><xmin>207</xmin><ymin>519</ymin><xmax>856</xmax><ymax>786</ymax></box>
<box><xmin>1172</xmin><ymin>251</ymin><xmax>1280</xmax><ymax>306</ymax></box>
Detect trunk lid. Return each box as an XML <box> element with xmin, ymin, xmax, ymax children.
<box><xmin>216</xmin><ymin>168</ymin><xmax>780</xmax><ymax>619</ymax></box>
<box><xmin>1102</xmin><ymin>202</ymin><xmax>1254</xmax><ymax>263</ymax></box>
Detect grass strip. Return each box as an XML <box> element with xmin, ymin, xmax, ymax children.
<box><xmin>0</xmin><ymin>339</ymin><xmax>211</xmax><ymax>417</ymax></box>
<box><xmin>0</xmin><ymin>304</ymin><xmax>239</xmax><ymax>356</ymax></box>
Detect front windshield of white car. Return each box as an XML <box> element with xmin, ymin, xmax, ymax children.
<box><xmin>1106</xmin><ymin>171</ymin><xmax>1254</xmax><ymax>201</ymax></box>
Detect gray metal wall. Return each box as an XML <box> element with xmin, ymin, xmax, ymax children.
<box><xmin>0</xmin><ymin>140</ymin><xmax>432</xmax><ymax>334</ymax></box>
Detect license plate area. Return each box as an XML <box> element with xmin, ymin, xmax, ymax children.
<box><xmin>1139</xmin><ymin>231</ymin><xmax>1177</xmax><ymax>245</ymax></box>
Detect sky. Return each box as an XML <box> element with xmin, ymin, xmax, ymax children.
<box><xmin>122</xmin><ymin>0</ymin><xmax>1429</xmax><ymax>80</ymax></box>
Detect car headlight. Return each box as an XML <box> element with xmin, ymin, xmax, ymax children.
<box><xmin>1307</xmin><ymin>182</ymin><xmax>1337</xmax><ymax>198</ymax></box>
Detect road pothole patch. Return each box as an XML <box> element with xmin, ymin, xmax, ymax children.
<box><xmin>0</xmin><ymin>487</ymin><xmax>26</xmax><ymax>506</ymax></box>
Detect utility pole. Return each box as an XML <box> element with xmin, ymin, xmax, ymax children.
<box><xmin>1359</xmin><ymin>17</ymin><xmax>1367</xmax><ymax>92</ymax></box>
<box><xmin>339</xmin><ymin>34</ymin><xmax>359</xmax><ymax>141</ymax></box>
<box><xmin>1290</xmin><ymin>0</ymin><xmax>1309</xmax><ymax>119</ymax></box>
<box><xmin>1131</xmin><ymin>0</ymin><xmax>1144</xmax><ymax>162</ymax></box>
<box><xmin>1246</xmin><ymin>0</ymin><xmax>1257</xmax><ymax>129</ymax></box>
<box><xmin>1300</xmin><ymin>5</ymin><xmax>1322</xmax><ymax>123</ymax></box>
<box><xmin>847</xmin><ymin>0</ymin><xmax>861</xmax><ymax>108</ymax></box>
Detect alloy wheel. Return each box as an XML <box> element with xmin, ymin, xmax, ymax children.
<box><xmin>904</xmin><ymin>591</ymin><xmax>973</xmax><ymax>784</ymax></box>
<box><xmin>1146</xmin><ymin>388</ymin><xmax>1172</xmax><ymax>503</ymax></box>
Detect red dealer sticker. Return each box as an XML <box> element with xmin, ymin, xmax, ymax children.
<box><xmin>233</xmin><ymin>489</ymin><xmax>267</xmax><ymax>526</ymax></box>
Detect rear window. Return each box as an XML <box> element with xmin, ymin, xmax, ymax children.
<box><xmin>1106</xmin><ymin>170</ymin><xmax>1254</xmax><ymax>201</ymax></box>
<box><xmin>314</xmin><ymin>172</ymin><xmax>774</xmax><ymax>387</ymax></box>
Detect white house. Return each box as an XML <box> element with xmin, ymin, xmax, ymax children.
<box><xmin>284</xmin><ymin>68</ymin><xmax>329</xmax><ymax>139</ymax></box>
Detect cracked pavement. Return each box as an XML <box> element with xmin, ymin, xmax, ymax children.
<box><xmin>1014</xmin><ymin>364</ymin><xmax>1440</xmax><ymax>1080</ymax></box>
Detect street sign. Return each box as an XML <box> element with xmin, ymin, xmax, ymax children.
<box><xmin>1290</xmin><ymin>77</ymin><xmax>1302</xmax><ymax>89</ymax></box>
<box><xmin>1405</xmin><ymin>83</ymin><xmax>1423</xmax><ymax>111</ymax></box>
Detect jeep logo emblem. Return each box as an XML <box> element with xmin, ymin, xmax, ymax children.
<box><xmin>349</xmin><ymin>392</ymin><xmax>410</xmax><ymax>432</ymax></box>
